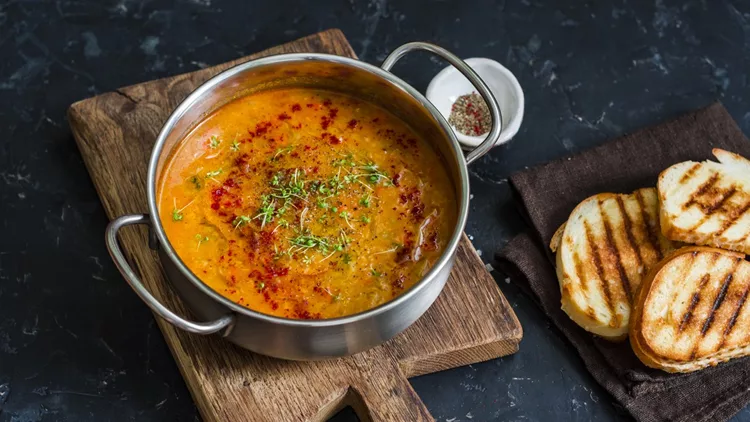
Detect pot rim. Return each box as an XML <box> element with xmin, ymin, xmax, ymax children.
<box><xmin>146</xmin><ymin>52</ymin><xmax>470</xmax><ymax>327</ymax></box>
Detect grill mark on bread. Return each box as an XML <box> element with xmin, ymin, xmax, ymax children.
<box><xmin>702</xmin><ymin>186</ymin><xmax>737</xmax><ymax>214</ymax></box>
<box><xmin>584</xmin><ymin>221</ymin><xmax>616</xmax><ymax>317</ymax></box>
<box><xmin>600</xmin><ymin>202</ymin><xmax>632</xmax><ymax>301</ymax></box>
<box><xmin>668</xmin><ymin>252</ymin><xmax>700</xmax><ymax>327</ymax></box>
<box><xmin>678</xmin><ymin>272</ymin><xmax>709</xmax><ymax>333</ymax></box>
<box><xmin>686</xmin><ymin>187</ymin><xmax>740</xmax><ymax>233</ymax></box>
<box><xmin>717</xmin><ymin>200</ymin><xmax>750</xmax><ymax>237</ymax></box>
<box><xmin>572</xmin><ymin>251</ymin><xmax>587</xmax><ymax>295</ymax></box>
<box><xmin>615</xmin><ymin>196</ymin><xmax>644</xmax><ymax>274</ymax></box>
<box><xmin>719</xmin><ymin>284</ymin><xmax>750</xmax><ymax>350</ymax></box>
<box><xmin>683</xmin><ymin>173</ymin><xmax>720</xmax><ymax>210</ymax></box>
<box><xmin>634</xmin><ymin>189</ymin><xmax>662</xmax><ymax>260</ymax></box>
<box><xmin>700</xmin><ymin>271</ymin><xmax>735</xmax><ymax>336</ymax></box>
<box><xmin>689</xmin><ymin>258</ymin><xmax>741</xmax><ymax>359</ymax></box>
<box><xmin>678</xmin><ymin>163</ymin><xmax>701</xmax><ymax>184</ymax></box>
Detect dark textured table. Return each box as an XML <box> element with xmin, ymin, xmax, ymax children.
<box><xmin>1</xmin><ymin>1</ymin><xmax>748</xmax><ymax>421</ymax></box>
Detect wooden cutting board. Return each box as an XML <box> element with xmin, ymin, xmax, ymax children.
<box><xmin>68</xmin><ymin>29</ymin><xmax>522</xmax><ymax>422</ymax></box>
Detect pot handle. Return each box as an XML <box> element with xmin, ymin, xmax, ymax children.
<box><xmin>381</xmin><ymin>42</ymin><xmax>502</xmax><ymax>165</ymax></box>
<box><xmin>105</xmin><ymin>214</ymin><xmax>235</xmax><ymax>335</ymax></box>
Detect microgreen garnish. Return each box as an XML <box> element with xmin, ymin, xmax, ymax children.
<box><xmin>230</xmin><ymin>140</ymin><xmax>240</xmax><ymax>152</ymax></box>
<box><xmin>359</xmin><ymin>194</ymin><xmax>371</xmax><ymax>208</ymax></box>
<box><xmin>361</xmin><ymin>215</ymin><xmax>371</xmax><ymax>224</ymax></box>
<box><xmin>233</xmin><ymin>215</ymin><xmax>251</xmax><ymax>229</ymax></box>
<box><xmin>272</xmin><ymin>145</ymin><xmax>295</xmax><ymax>161</ymax></box>
<box><xmin>206</xmin><ymin>168</ymin><xmax>222</xmax><ymax>178</ymax></box>
<box><xmin>269</xmin><ymin>169</ymin><xmax>308</xmax><ymax>203</ymax></box>
<box><xmin>189</xmin><ymin>175</ymin><xmax>202</xmax><ymax>189</ymax></box>
<box><xmin>373</xmin><ymin>246</ymin><xmax>399</xmax><ymax>255</ymax></box>
<box><xmin>253</xmin><ymin>196</ymin><xmax>277</xmax><ymax>229</ymax></box>
<box><xmin>209</xmin><ymin>135</ymin><xmax>221</xmax><ymax>149</ymax></box>
<box><xmin>333</xmin><ymin>154</ymin><xmax>356</xmax><ymax>168</ymax></box>
<box><xmin>339</xmin><ymin>211</ymin><xmax>354</xmax><ymax>229</ymax></box>
<box><xmin>290</xmin><ymin>233</ymin><xmax>329</xmax><ymax>252</ymax></box>
<box><xmin>341</xmin><ymin>253</ymin><xmax>352</xmax><ymax>264</ymax></box>
<box><xmin>371</xmin><ymin>268</ymin><xmax>382</xmax><ymax>277</ymax></box>
<box><xmin>194</xmin><ymin>234</ymin><xmax>209</xmax><ymax>250</ymax></box>
<box><xmin>358</xmin><ymin>162</ymin><xmax>391</xmax><ymax>185</ymax></box>
<box><xmin>302</xmin><ymin>255</ymin><xmax>312</xmax><ymax>265</ymax></box>
<box><xmin>272</xmin><ymin>219</ymin><xmax>289</xmax><ymax>233</ymax></box>
<box><xmin>172</xmin><ymin>198</ymin><xmax>194</xmax><ymax>222</ymax></box>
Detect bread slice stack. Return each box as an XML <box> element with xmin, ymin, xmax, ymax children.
<box><xmin>552</xmin><ymin>149</ymin><xmax>750</xmax><ymax>373</ymax></box>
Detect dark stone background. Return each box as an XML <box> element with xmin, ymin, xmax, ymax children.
<box><xmin>0</xmin><ymin>0</ymin><xmax>748</xmax><ymax>420</ymax></box>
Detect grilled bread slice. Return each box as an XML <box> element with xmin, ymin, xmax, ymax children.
<box><xmin>658</xmin><ymin>149</ymin><xmax>750</xmax><ymax>254</ymax></box>
<box><xmin>551</xmin><ymin>188</ymin><xmax>677</xmax><ymax>340</ymax></box>
<box><xmin>630</xmin><ymin>246</ymin><xmax>750</xmax><ymax>373</ymax></box>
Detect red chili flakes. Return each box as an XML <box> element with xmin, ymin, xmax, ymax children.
<box><xmin>291</xmin><ymin>103</ymin><xmax>301</xmax><ymax>112</ymax></box>
<box><xmin>322</xmin><ymin>99</ymin><xmax>332</xmax><ymax>107</ymax></box>
<box><xmin>347</xmin><ymin>119</ymin><xmax>358</xmax><ymax>129</ymax></box>
<box><xmin>254</xmin><ymin>121</ymin><xmax>273</xmax><ymax>137</ymax></box>
<box><xmin>258</xmin><ymin>230</ymin><xmax>274</xmax><ymax>246</ymax></box>
<box><xmin>223</xmin><ymin>178</ymin><xmax>236</xmax><ymax>188</ymax></box>
<box><xmin>411</xmin><ymin>203</ymin><xmax>425</xmax><ymax>221</ymax></box>
<box><xmin>328</xmin><ymin>108</ymin><xmax>338</xmax><ymax>119</ymax></box>
<box><xmin>321</xmin><ymin>132</ymin><xmax>342</xmax><ymax>144</ymax></box>
<box><xmin>392</xmin><ymin>274</ymin><xmax>406</xmax><ymax>289</ymax></box>
<box><xmin>265</xmin><ymin>265</ymin><xmax>289</xmax><ymax>279</ymax></box>
<box><xmin>392</xmin><ymin>172</ymin><xmax>402</xmax><ymax>187</ymax></box>
<box><xmin>210</xmin><ymin>202</ymin><xmax>220</xmax><ymax>210</ymax></box>
<box><xmin>312</xmin><ymin>166</ymin><xmax>319</xmax><ymax>173</ymax></box>
<box><xmin>406</xmin><ymin>138</ymin><xmax>417</xmax><ymax>148</ymax></box>
<box><xmin>371</xmin><ymin>117</ymin><xmax>380</xmax><ymax>123</ymax></box>
<box><xmin>211</xmin><ymin>188</ymin><xmax>225</xmax><ymax>201</ymax></box>
<box><xmin>303</xmin><ymin>145</ymin><xmax>312</xmax><ymax>151</ymax></box>
<box><xmin>293</xmin><ymin>123</ymin><xmax>303</xmax><ymax>129</ymax></box>
<box><xmin>321</xmin><ymin>116</ymin><xmax>332</xmax><ymax>130</ymax></box>
<box><xmin>278</xmin><ymin>112</ymin><xmax>291</xmax><ymax>121</ymax></box>
<box><xmin>306</xmin><ymin>103</ymin><xmax>314</xmax><ymax>108</ymax></box>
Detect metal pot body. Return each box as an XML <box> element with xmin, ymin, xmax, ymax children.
<box><xmin>105</xmin><ymin>42</ymin><xmax>502</xmax><ymax>360</ymax></box>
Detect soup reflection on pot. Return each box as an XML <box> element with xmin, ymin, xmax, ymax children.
<box><xmin>106</xmin><ymin>42</ymin><xmax>503</xmax><ymax>360</ymax></box>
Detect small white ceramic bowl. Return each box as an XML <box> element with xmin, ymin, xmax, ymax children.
<box><xmin>426</xmin><ymin>57</ymin><xmax>524</xmax><ymax>149</ymax></box>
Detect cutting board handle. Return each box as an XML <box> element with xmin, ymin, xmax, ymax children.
<box><xmin>343</xmin><ymin>352</ymin><xmax>433</xmax><ymax>422</ymax></box>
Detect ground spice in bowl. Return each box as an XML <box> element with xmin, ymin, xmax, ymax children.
<box><xmin>448</xmin><ymin>92</ymin><xmax>491</xmax><ymax>137</ymax></box>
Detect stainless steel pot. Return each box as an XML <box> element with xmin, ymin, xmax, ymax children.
<box><xmin>105</xmin><ymin>42</ymin><xmax>502</xmax><ymax>360</ymax></box>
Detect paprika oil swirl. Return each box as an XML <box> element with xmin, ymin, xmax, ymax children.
<box><xmin>158</xmin><ymin>88</ymin><xmax>457</xmax><ymax>319</ymax></box>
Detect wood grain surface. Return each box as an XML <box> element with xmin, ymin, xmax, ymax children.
<box><xmin>68</xmin><ymin>29</ymin><xmax>522</xmax><ymax>422</ymax></box>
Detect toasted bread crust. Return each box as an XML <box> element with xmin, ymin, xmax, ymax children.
<box><xmin>630</xmin><ymin>246</ymin><xmax>750</xmax><ymax>373</ymax></box>
<box><xmin>658</xmin><ymin>149</ymin><xmax>750</xmax><ymax>254</ymax></box>
<box><xmin>554</xmin><ymin>188</ymin><xmax>676</xmax><ymax>341</ymax></box>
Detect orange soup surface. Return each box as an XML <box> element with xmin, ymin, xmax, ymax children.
<box><xmin>159</xmin><ymin>88</ymin><xmax>457</xmax><ymax>319</ymax></box>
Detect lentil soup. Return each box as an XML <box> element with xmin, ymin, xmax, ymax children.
<box><xmin>158</xmin><ymin>88</ymin><xmax>457</xmax><ymax>320</ymax></box>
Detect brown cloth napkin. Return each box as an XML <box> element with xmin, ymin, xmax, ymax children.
<box><xmin>496</xmin><ymin>102</ymin><xmax>750</xmax><ymax>422</ymax></box>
